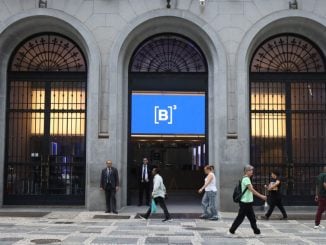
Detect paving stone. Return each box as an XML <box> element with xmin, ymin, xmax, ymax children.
<box><xmin>91</xmin><ymin>221</ymin><xmax>113</xmax><ymax>226</ymax></box>
<box><xmin>91</xmin><ymin>237</ymin><xmax>138</xmax><ymax>244</ymax></box>
<box><xmin>203</xmin><ymin>238</ymin><xmax>246</xmax><ymax>245</ymax></box>
<box><xmin>0</xmin><ymin>212</ymin><xmax>49</xmax><ymax>217</ymax></box>
<box><xmin>29</xmin><ymin>231</ymin><xmax>71</xmax><ymax>235</ymax></box>
<box><xmin>116</xmin><ymin>226</ymin><xmax>169</xmax><ymax>231</ymax></box>
<box><xmin>0</xmin><ymin>237</ymin><xmax>23</xmax><ymax>242</ymax></box>
<box><xmin>44</xmin><ymin>226</ymin><xmax>82</xmax><ymax>232</ymax></box>
<box><xmin>168</xmin><ymin>239</ymin><xmax>193</xmax><ymax>245</ymax></box>
<box><xmin>0</xmin><ymin>223</ymin><xmax>14</xmax><ymax>227</ymax></box>
<box><xmin>200</xmin><ymin>232</ymin><xmax>226</xmax><ymax>237</ymax></box>
<box><xmin>184</xmin><ymin>226</ymin><xmax>213</xmax><ymax>231</ymax></box>
<box><xmin>258</xmin><ymin>238</ymin><xmax>307</xmax><ymax>244</ymax></box>
<box><xmin>277</xmin><ymin>228</ymin><xmax>307</xmax><ymax>234</ymax></box>
<box><xmin>93</xmin><ymin>214</ymin><xmax>130</xmax><ymax>219</ymax></box>
<box><xmin>111</xmin><ymin>230</ymin><xmax>148</xmax><ymax>236</ymax></box>
<box><xmin>63</xmin><ymin>236</ymin><xmax>89</xmax><ymax>244</ymax></box>
<box><xmin>80</xmin><ymin>227</ymin><xmax>104</xmax><ymax>233</ymax></box>
<box><xmin>155</xmin><ymin>232</ymin><xmax>194</xmax><ymax>236</ymax></box>
<box><xmin>145</xmin><ymin>237</ymin><xmax>169</xmax><ymax>244</ymax></box>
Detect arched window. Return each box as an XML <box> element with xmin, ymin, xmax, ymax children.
<box><xmin>250</xmin><ymin>33</ymin><xmax>326</xmax><ymax>205</ymax></box>
<box><xmin>5</xmin><ymin>33</ymin><xmax>87</xmax><ymax>205</ymax></box>
<box><xmin>10</xmin><ymin>34</ymin><xmax>86</xmax><ymax>72</ymax></box>
<box><xmin>251</xmin><ymin>34</ymin><xmax>325</xmax><ymax>72</ymax></box>
<box><xmin>127</xmin><ymin>34</ymin><xmax>208</xmax><ymax>205</ymax></box>
<box><xmin>130</xmin><ymin>34</ymin><xmax>207</xmax><ymax>73</ymax></box>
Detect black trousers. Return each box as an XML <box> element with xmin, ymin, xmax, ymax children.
<box><xmin>105</xmin><ymin>187</ymin><xmax>117</xmax><ymax>213</ymax></box>
<box><xmin>144</xmin><ymin>197</ymin><xmax>170</xmax><ymax>219</ymax></box>
<box><xmin>139</xmin><ymin>181</ymin><xmax>150</xmax><ymax>205</ymax></box>
<box><xmin>230</xmin><ymin>202</ymin><xmax>260</xmax><ymax>234</ymax></box>
<box><xmin>265</xmin><ymin>192</ymin><xmax>287</xmax><ymax>218</ymax></box>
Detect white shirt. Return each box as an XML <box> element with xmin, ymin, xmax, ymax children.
<box><xmin>142</xmin><ymin>164</ymin><xmax>149</xmax><ymax>182</ymax></box>
<box><xmin>205</xmin><ymin>172</ymin><xmax>217</xmax><ymax>192</ymax></box>
<box><xmin>152</xmin><ymin>174</ymin><xmax>166</xmax><ymax>198</ymax></box>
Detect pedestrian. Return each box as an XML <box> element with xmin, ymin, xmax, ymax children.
<box><xmin>261</xmin><ymin>169</ymin><xmax>287</xmax><ymax>220</ymax></box>
<box><xmin>229</xmin><ymin>165</ymin><xmax>267</xmax><ymax>235</ymax></box>
<box><xmin>198</xmin><ymin>165</ymin><xmax>218</xmax><ymax>220</ymax></box>
<box><xmin>138</xmin><ymin>157</ymin><xmax>152</xmax><ymax>206</ymax></box>
<box><xmin>100</xmin><ymin>160</ymin><xmax>120</xmax><ymax>214</ymax></box>
<box><xmin>140</xmin><ymin>167</ymin><xmax>172</xmax><ymax>222</ymax></box>
<box><xmin>314</xmin><ymin>166</ymin><xmax>326</xmax><ymax>229</ymax></box>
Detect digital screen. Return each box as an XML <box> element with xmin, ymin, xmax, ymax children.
<box><xmin>131</xmin><ymin>93</ymin><xmax>205</xmax><ymax>135</ymax></box>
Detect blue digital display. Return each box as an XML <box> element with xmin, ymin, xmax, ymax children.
<box><xmin>131</xmin><ymin>93</ymin><xmax>205</xmax><ymax>135</ymax></box>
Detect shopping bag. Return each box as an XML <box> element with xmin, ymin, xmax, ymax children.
<box><xmin>151</xmin><ymin>199</ymin><xmax>157</xmax><ymax>213</ymax></box>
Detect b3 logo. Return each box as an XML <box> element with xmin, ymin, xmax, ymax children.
<box><xmin>154</xmin><ymin>105</ymin><xmax>177</xmax><ymax>125</ymax></box>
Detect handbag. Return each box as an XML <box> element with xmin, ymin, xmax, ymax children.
<box><xmin>151</xmin><ymin>199</ymin><xmax>157</xmax><ymax>213</ymax></box>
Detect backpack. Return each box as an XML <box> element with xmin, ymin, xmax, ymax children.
<box><xmin>233</xmin><ymin>178</ymin><xmax>248</xmax><ymax>203</ymax></box>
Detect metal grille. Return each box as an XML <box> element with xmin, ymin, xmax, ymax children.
<box><xmin>250</xmin><ymin>34</ymin><xmax>326</xmax><ymax>205</ymax></box>
<box><xmin>251</xmin><ymin>34</ymin><xmax>325</xmax><ymax>72</ymax></box>
<box><xmin>10</xmin><ymin>34</ymin><xmax>86</xmax><ymax>72</ymax></box>
<box><xmin>129</xmin><ymin>34</ymin><xmax>207</xmax><ymax>72</ymax></box>
<box><xmin>5</xmin><ymin>33</ymin><xmax>87</xmax><ymax>205</ymax></box>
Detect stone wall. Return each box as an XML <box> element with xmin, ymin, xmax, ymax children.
<box><xmin>0</xmin><ymin>0</ymin><xmax>325</xmax><ymax>211</ymax></box>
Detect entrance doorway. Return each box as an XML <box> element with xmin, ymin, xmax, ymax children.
<box><xmin>4</xmin><ymin>33</ymin><xmax>87</xmax><ymax>205</ymax></box>
<box><xmin>250</xmin><ymin>33</ymin><xmax>326</xmax><ymax>205</ymax></box>
<box><xmin>127</xmin><ymin>34</ymin><xmax>208</xmax><ymax>205</ymax></box>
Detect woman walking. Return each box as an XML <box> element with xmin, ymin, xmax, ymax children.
<box><xmin>261</xmin><ymin>169</ymin><xmax>287</xmax><ymax>220</ymax></box>
<box><xmin>198</xmin><ymin>165</ymin><xmax>218</xmax><ymax>221</ymax></box>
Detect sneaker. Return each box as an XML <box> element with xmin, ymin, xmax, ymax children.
<box><xmin>208</xmin><ymin>216</ymin><xmax>219</xmax><ymax>221</ymax></box>
<box><xmin>314</xmin><ymin>224</ymin><xmax>325</xmax><ymax>229</ymax></box>
<box><xmin>254</xmin><ymin>229</ymin><xmax>261</xmax><ymax>235</ymax></box>
<box><xmin>280</xmin><ymin>217</ymin><xmax>288</xmax><ymax>220</ymax></box>
<box><xmin>226</xmin><ymin>231</ymin><xmax>236</xmax><ymax>237</ymax></box>
<box><xmin>162</xmin><ymin>218</ymin><xmax>173</xmax><ymax>222</ymax></box>
<box><xmin>139</xmin><ymin>215</ymin><xmax>147</xmax><ymax>220</ymax></box>
<box><xmin>199</xmin><ymin>214</ymin><xmax>208</xmax><ymax>219</ymax></box>
<box><xmin>260</xmin><ymin>215</ymin><xmax>269</xmax><ymax>220</ymax></box>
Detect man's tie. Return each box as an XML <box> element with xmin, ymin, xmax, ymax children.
<box><xmin>142</xmin><ymin>165</ymin><xmax>145</xmax><ymax>182</ymax></box>
<box><xmin>108</xmin><ymin>168</ymin><xmax>112</xmax><ymax>184</ymax></box>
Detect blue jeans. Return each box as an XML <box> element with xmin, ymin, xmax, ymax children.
<box><xmin>201</xmin><ymin>191</ymin><xmax>218</xmax><ymax>218</ymax></box>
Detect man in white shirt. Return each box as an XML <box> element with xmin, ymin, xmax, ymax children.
<box><xmin>138</xmin><ymin>157</ymin><xmax>152</xmax><ymax>206</ymax></box>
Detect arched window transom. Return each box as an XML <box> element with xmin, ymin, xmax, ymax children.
<box><xmin>130</xmin><ymin>34</ymin><xmax>207</xmax><ymax>72</ymax></box>
<box><xmin>250</xmin><ymin>34</ymin><xmax>325</xmax><ymax>72</ymax></box>
<box><xmin>10</xmin><ymin>34</ymin><xmax>86</xmax><ymax>72</ymax></box>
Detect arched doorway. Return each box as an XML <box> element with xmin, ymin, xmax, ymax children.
<box><xmin>127</xmin><ymin>33</ymin><xmax>208</xmax><ymax>205</ymax></box>
<box><xmin>4</xmin><ymin>33</ymin><xmax>87</xmax><ymax>205</ymax></box>
<box><xmin>250</xmin><ymin>33</ymin><xmax>326</xmax><ymax>205</ymax></box>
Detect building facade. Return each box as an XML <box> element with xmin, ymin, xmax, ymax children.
<box><xmin>0</xmin><ymin>0</ymin><xmax>326</xmax><ymax>211</ymax></box>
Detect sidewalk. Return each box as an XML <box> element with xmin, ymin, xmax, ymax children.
<box><xmin>0</xmin><ymin>205</ymin><xmax>324</xmax><ymax>245</ymax></box>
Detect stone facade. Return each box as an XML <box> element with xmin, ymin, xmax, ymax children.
<box><xmin>0</xmin><ymin>0</ymin><xmax>326</xmax><ymax>211</ymax></box>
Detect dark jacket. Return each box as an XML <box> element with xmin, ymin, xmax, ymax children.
<box><xmin>100</xmin><ymin>167</ymin><xmax>119</xmax><ymax>189</ymax></box>
<box><xmin>138</xmin><ymin>164</ymin><xmax>153</xmax><ymax>184</ymax></box>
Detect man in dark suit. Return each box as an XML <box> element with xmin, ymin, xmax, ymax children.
<box><xmin>100</xmin><ymin>160</ymin><xmax>119</xmax><ymax>214</ymax></box>
<box><xmin>138</xmin><ymin>157</ymin><xmax>152</xmax><ymax>206</ymax></box>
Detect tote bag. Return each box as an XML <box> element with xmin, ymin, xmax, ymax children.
<box><xmin>151</xmin><ymin>199</ymin><xmax>157</xmax><ymax>213</ymax></box>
